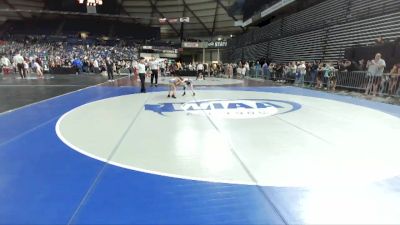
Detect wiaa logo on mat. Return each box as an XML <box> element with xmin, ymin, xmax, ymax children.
<box><xmin>145</xmin><ymin>99</ymin><xmax>301</xmax><ymax>119</ymax></box>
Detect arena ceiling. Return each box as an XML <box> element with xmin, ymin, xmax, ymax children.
<box><xmin>0</xmin><ymin>0</ymin><xmax>45</xmax><ymax>22</ymax></box>
<box><xmin>0</xmin><ymin>0</ymin><xmax>244</xmax><ymax>39</ymax></box>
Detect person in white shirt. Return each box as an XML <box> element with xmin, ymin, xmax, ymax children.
<box><xmin>160</xmin><ymin>60</ymin><xmax>166</xmax><ymax>76</ymax></box>
<box><xmin>196</xmin><ymin>63</ymin><xmax>204</xmax><ymax>80</ymax></box>
<box><xmin>236</xmin><ymin>65</ymin><xmax>242</xmax><ymax>78</ymax></box>
<box><xmin>93</xmin><ymin>59</ymin><xmax>99</xmax><ymax>73</ymax></box>
<box><xmin>244</xmin><ymin>62</ymin><xmax>250</xmax><ymax>77</ymax></box>
<box><xmin>138</xmin><ymin>57</ymin><xmax>147</xmax><ymax>93</ymax></box>
<box><xmin>1</xmin><ymin>55</ymin><xmax>10</xmax><ymax>67</ymax></box>
<box><xmin>149</xmin><ymin>59</ymin><xmax>159</xmax><ymax>87</ymax></box>
<box><xmin>365</xmin><ymin>53</ymin><xmax>386</xmax><ymax>96</ymax></box>
<box><xmin>13</xmin><ymin>52</ymin><xmax>26</xmax><ymax>78</ymax></box>
<box><xmin>23</xmin><ymin>59</ymin><xmax>30</xmax><ymax>77</ymax></box>
<box><xmin>241</xmin><ymin>64</ymin><xmax>247</xmax><ymax>77</ymax></box>
<box><xmin>297</xmin><ymin>61</ymin><xmax>306</xmax><ymax>86</ymax></box>
<box><xmin>1</xmin><ymin>55</ymin><xmax>11</xmax><ymax>75</ymax></box>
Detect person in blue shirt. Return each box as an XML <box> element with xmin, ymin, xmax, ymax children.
<box><xmin>255</xmin><ymin>61</ymin><xmax>261</xmax><ymax>77</ymax></box>
<box><xmin>262</xmin><ymin>62</ymin><xmax>269</xmax><ymax>80</ymax></box>
<box><xmin>72</xmin><ymin>57</ymin><xmax>83</xmax><ymax>75</ymax></box>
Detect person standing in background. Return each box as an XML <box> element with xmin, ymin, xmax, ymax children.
<box><xmin>244</xmin><ymin>62</ymin><xmax>250</xmax><ymax>77</ymax></box>
<box><xmin>176</xmin><ymin>61</ymin><xmax>182</xmax><ymax>70</ymax></box>
<box><xmin>93</xmin><ymin>58</ymin><xmax>99</xmax><ymax>74</ymax></box>
<box><xmin>13</xmin><ymin>51</ymin><xmax>25</xmax><ymax>79</ymax></box>
<box><xmin>310</xmin><ymin>61</ymin><xmax>318</xmax><ymax>87</ymax></box>
<box><xmin>1</xmin><ymin>55</ymin><xmax>11</xmax><ymax>75</ymax></box>
<box><xmin>203</xmin><ymin>62</ymin><xmax>208</xmax><ymax>78</ymax></box>
<box><xmin>105</xmin><ymin>57</ymin><xmax>114</xmax><ymax>82</ymax></box>
<box><xmin>160</xmin><ymin>60</ymin><xmax>166</xmax><ymax>76</ymax></box>
<box><xmin>138</xmin><ymin>57</ymin><xmax>146</xmax><ymax>93</ymax></box>
<box><xmin>323</xmin><ymin>63</ymin><xmax>333</xmax><ymax>90</ymax></box>
<box><xmin>72</xmin><ymin>57</ymin><xmax>82</xmax><ymax>75</ymax></box>
<box><xmin>388</xmin><ymin>64</ymin><xmax>399</xmax><ymax>95</ymax></box>
<box><xmin>365</xmin><ymin>53</ymin><xmax>386</xmax><ymax>96</ymax></box>
<box><xmin>262</xmin><ymin>62</ymin><xmax>269</xmax><ymax>80</ymax></box>
<box><xmin>132</xmin><ymin>60</ymin><xmax>138</xmax><ymax>80</ymax></box>
<box><xmin>227</xmin><ymin>63</ymin><xmax>233</xmax><ymax>79</ymax></box>
<box><xmin>315</xmin><ymin>63</ymin><xmax>323</xmax><ymax>88</ymax></box>
<box><xmin>297</xmin><ymin>61</ymin><xmax>306</xmax><ymax>87</ymax></box>
<box><xmin>255</xmin><ymin>61</ymin><xmax>261</xmax><ymax>77</ymax></box>
<box><xmin>196</xmin><ymin>62</ymin><xmax>204</xmax><ymax>80</ymax></box>
<box><xmin>23</xmin><ymin>58</ymin><xmax>29</xmax><ymax>77</ymax></box>
<box><xmin>150</xmin><ymin>58</ymin><xmax>159</xmax><ymax>87</ymax></box>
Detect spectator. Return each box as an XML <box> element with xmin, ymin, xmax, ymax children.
<box><xmin>388</xmin><ymin>64</ymin><xmax>399</xmax><ymax>95</ymax></box>
<box><xmin>244</xmin><ymin>62</ymin><xmax>250</xmax><ymax>77</ymax></box>
<box><xmin>72</xmin><ymin>57</ymin><xmax>83</xmax><ymax>75</ymax></box>
<box><xmin>310</xmin><ymin>61</ymin><xmax>319</xmax><ymax>86</ymax></box>
<box><xmin>93</xmin><ymin>58</ymin><xmax>100</xmax><ymax>73</ymax></box>
<box><xmin>365</xmin><ymin>53</ymin><xmax>386</xmax><ymax>96</ymax></box>
<box><xmin>297</xmin><ymin>61</ymin><xmax>306</xmax><ymax>86</ymax></box>
<box><xmin>375</xmin><ymin>36</ymin><xmax>385</xmax><ymax>45</ymax></box>
<box><xmin>1</xmin><ymin>55</ymin><xmax>11</xmax><ymax>75</ymax></box>
<box><xmin>196</xmin><ymin>62</ymin><xmax>204</xmax><ymax>80</ymax></box>
<box><xmin>358</xmin><ymin>59</ymin><xmax>366</xmax><ymax>71</ymax></box>
<box><xmin>255</xmin><ymin>61</ymin><xmax>261</xmax><ymax>77</ymax></box>
<box><xmin>262</xmin><ymin>62</ymin><xmax>269</xmax><ymax>80</ymax></box>
<box><xmin>105</xmin><ymin>57</ymin><xmax>114</xmax><ymax>82</ymax></box>
<box><xmin>289</xmin><ymin>62</ymin><xmax>297</xmax><ymax>81</ymax></box>
<box><xmin>316</xmin><ymin>63</ymin><xmax>324</xmax><ymax>88</ymax></box>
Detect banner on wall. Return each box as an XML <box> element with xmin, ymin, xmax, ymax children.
<box><xmin>182</xmin><ymin>42</ymin><xmax>205</xmax><ymax>48</ymax></box>
<box><xmin>182</xmin><ymin>41</ymin><xmax>226</xmax><ymax>49</ymax></box>
<box><xmin>208</xmin><ymin>41</ymin><xmax>227</xmax><ymax>48</ymax></box>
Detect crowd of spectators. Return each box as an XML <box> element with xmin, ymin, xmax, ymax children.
<box><xmin>221</xmin><ymin>53</ymin><xmax>400</xmax><ymax>97</ymax></box>
<box><xmin>1</xmin><ymin>38</ymin><xmax>399</xmax><ymax>97</ymax></box>
<box><xmin>0</xmin><ymin>39</ymin><xmax>139</xmax><ymax>78</ymax></box>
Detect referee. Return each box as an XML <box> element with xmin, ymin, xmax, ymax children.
<box><xmin>13</xmin><ymin>52</ymin><xmax>25</xmax><ymax>79</ymax></box>
<box><xmin>138</xmin><ymin>57</ymin><xmax>146</xmax><ymax>93</ymax></box>
<box><xmin>150</xmin><ymin>58</ymin><xmax>159</xmax><ymax>87</ymax></box>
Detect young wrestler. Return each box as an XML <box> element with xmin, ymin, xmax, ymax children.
<box><xmin>182</xmin><ymin>78</ymin><xmax>196</xmax><ymax>96</ymax></box>
<box><xmin>167</xmin><ymin>77</ymin><xmax>184</xmax><ymax>98</ymax></box>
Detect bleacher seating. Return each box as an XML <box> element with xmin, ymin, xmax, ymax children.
<box><xmin>224</xmin><ymin>0</ymin><xmax>400</xmax><ymax>63</ymax></box>
<box><xmin>347</xmin><ymin>0</ymin><xmax>399</xmax><ymax>21</ymax></box>
<box><xmin>281</xmin><ymin>0</ymin><xmax>347</xmax><ymax>36</ymax></box>
<box><xmin>269</xmin><ymin>28</ymin><xmax>325</xmax><ymax>62</ymax></box>
<box><xmin>2</xmin><ymin>18</ymin><xmax>160</xmax><ymax>40</ymax></box>
<box><xmin>324</xmin><ymin>11</ymin><xmax>400</xmax><ymax>61</ymax></box>
<box><xmin>254</xmin><ymin>19</ymin><xmax>282</xmax><ymax>43</ymax></box>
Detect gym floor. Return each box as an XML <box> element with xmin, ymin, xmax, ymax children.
<box><xmin>1</xmin><ymin>74</ymin><xmax>400</xmax><ymax>224</ymax></box>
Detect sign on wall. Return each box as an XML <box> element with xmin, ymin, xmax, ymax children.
<box><xmin>208</xmin><ymin>41</ymin><xmax>228</xmax><ymax>48</ymax></box>
<box><xmin>182</xmin><ymin>41</ymin><xmax>226</xmax><ymax>49</ymax></box>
